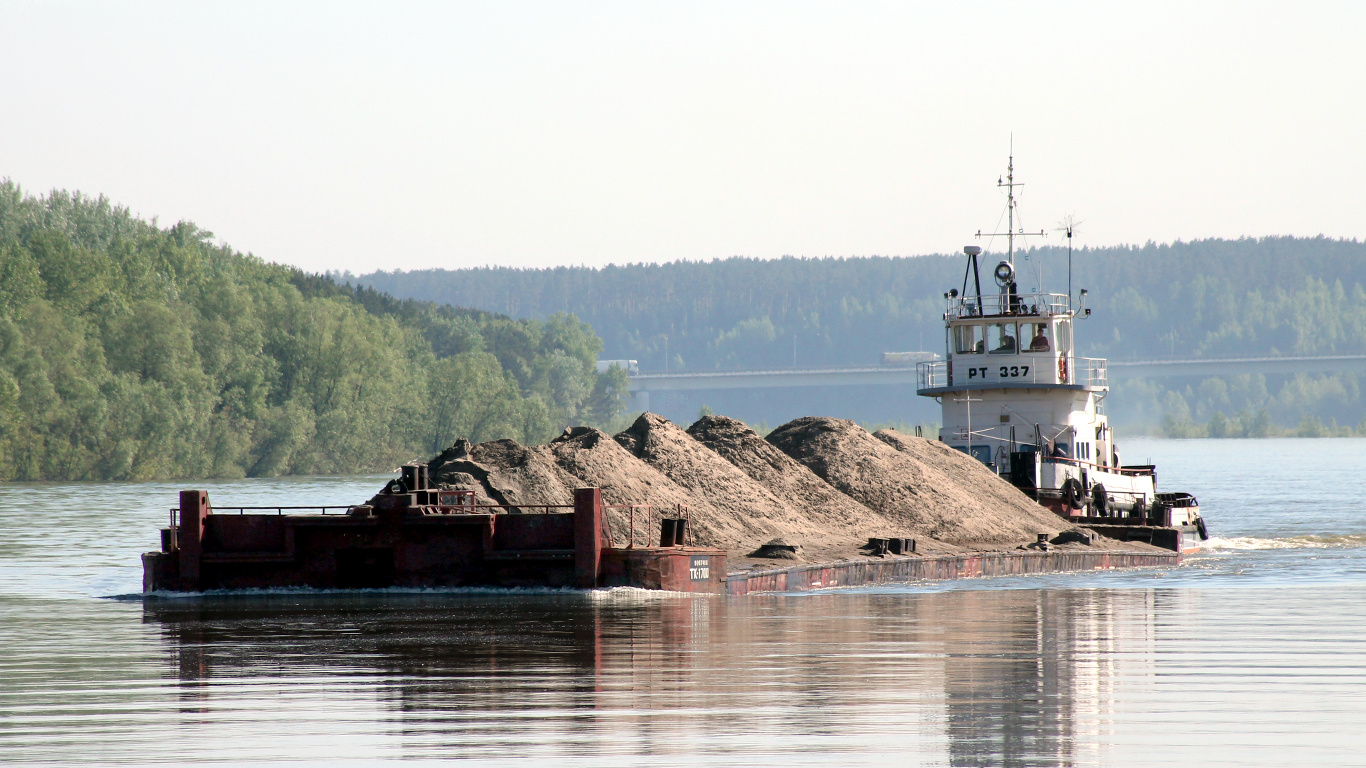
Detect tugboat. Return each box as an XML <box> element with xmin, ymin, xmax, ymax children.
<box><xmin>916</xmin><ymin>154</ymin><xmax>1207</xmax><ymax>554</ymax></box>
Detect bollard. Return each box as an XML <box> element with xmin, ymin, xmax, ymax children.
<box><xmin>178</xmin><ymin>490</ymin><xmax>210</xmax><ymax>590</ymax></box>
<box><xmin>574</xmin><ymin>487</ymin><xmax>603</xmax><ymax>588</ymax></box>
<box><xmin>889</xmin><ymin>537</ymin><xmax>915</xmax><ymax>555</ymax></box>
<box><xmin>659</xmin><ymin>518</ymin><xmax>678</xmax><ymax>548</ymax></box>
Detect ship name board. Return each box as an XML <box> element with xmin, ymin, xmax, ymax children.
<box><xmin>965</xmin><ymin>365</ymin><xmax>1031</xmax><ymax>380</ymax></box>
<box><xmin>689</xmin><ymin>556</ymin><xmax>710</xmax><ymax>581</ymax></box>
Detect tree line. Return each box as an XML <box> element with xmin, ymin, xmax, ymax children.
<box><xmin>351</xmin><ymin>236</ymin><xmax>1366</xmax><ymax>435</ymax></box>
<box><xmin>0</xmin><ymin>181</ymin><xmax>626</xmax><ymax>481</ymax></box>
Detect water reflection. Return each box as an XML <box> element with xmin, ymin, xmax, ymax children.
<box><xmin>142</xmin><ymin>588</ymin><xmax>1174</xmax><ymax>765</ymax></box>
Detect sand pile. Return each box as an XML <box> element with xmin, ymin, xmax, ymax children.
<box><xmin>426</xmin><ymin>437</ymin><xmax>580</xmax><ymax>509</ymax></box>
<box><xmin>545</xmin><ymin>425</ymin><xmax>730</xmax><ymax>547</ymax></box>
<box><xmin>872</xmin><ymin>428</ymin><xmax>1058</xmax><ymax>532</ymax></box>
<box><xmin>410</xmin><ymin>411</ymin><xmax>1069</xmax><ymax>556</ymax></box>
<box><xmin>614</xmin><ymin>413</ymin><xmax>829</xmax><ymax>551</ymax></box>
<box><xmin>765</xmin><ymin>417</ymin><xmax>1067</xmax><ymax>546</ymax></box>
<box><xmin>685</xmin><ymin>415</ymin><xmax>903</xmax><ymax>543</ymax></box>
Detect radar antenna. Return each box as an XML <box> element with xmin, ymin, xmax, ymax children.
<box><xmin>975</xmin><ymin>142</ymin><xmax>1046</xmax><ymax>266</ymax></box>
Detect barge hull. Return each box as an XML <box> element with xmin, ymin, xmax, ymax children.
<box><xmin>725</xmin><ymin>549</ymin><xmax>1181</xmax><ymax>596</ymax></box>
<box><xmin>144</xmin><ymin>488</ymin><xmax>726</xmax><ymax>594</ymax></box>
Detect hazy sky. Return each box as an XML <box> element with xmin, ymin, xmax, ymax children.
<box><xmin>2</xmin><ymin>1</ymin><xmax>1361</xmax><ymax>274</ymax></box>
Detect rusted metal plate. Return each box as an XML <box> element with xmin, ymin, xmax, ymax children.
<box><xmin>724</xmin><ymin>550</ymin><xmax>1181</xmax><ymax>596</ymax></box>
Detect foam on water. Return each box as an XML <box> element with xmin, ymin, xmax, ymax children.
<box><xmin>109</xmin><ymin>584</ymin><xmax>706</xmax><ymax>603</ymax></box>
<box><xmin>1203</xmin><ymin>533</ymin><xmax>1366</xmax><ymax>551</ymax></box>
<box><xmin>115</xmin><ymin>584</ymin><xmax>586</xmax><ymax>601</ymax></box>
<box><xmin>589</xmin><ymin>585</ymin><xmax>710</xmax><ymax>601</ymax></box>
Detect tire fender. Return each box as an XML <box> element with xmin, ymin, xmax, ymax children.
<box><xmin>1061</xmin><ymin>478</ymin><xmax>1085</xmax><ymax>510</ymax></box>
<box><xmin>1091</xmin><ymin>483</ymin><xmax>1109</xmax><ymax>515</ymax></box>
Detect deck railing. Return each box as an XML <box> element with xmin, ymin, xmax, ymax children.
<box><xmin>916</xmin><ymin>356</ymin><xmax>1108</xmax><ymax>390</ymax></box>
<box><xmin>917</xmin><ymin>360</ymin><xmax>949</xmax><ymax>389</ymax></box>
<box><xmin>169</xmin><ymin>498</ymin><xmax>692</xmax><ymax>549</ymax></box>
<box><xmin>948</xmin><ymin>292</ymin><xmax>1074</xmax><ymax>319</ymax></box>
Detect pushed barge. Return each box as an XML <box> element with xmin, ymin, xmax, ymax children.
<box><xmin>142</xmin><ymin>462</ymin><xmax>1183</xmax><ymax>596</ymax></box>
<box><xmin>143</xmin><ymin>469</ymin><xmax>725</xmax><ymax>593</ymax></box>
<box><xmin>917</xmin><ymin>154</ymin><xmax>1208</xmax><ymax>553</ymax></box>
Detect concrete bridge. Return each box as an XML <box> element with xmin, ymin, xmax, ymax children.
<box><xmin>625</xmin><ymin>354</ymin><xmax>1366</xmax><ymax>410</ymax></box>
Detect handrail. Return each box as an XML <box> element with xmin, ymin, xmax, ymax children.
<box><xmin>170</xmin><ymin>503</ymin><xmax>579</xmax><ymax>519</ymax></box>
<box><xmin>433</xmin><ymin>504</ymin><xmax>573</xmax><ymax>514</ymax></box>
<box><xmin>947</xmin><ymin>292</ymin><xmax>1074</xmax><ymax>319</ymax></box>
<box><xmin>600</xmin><ymin>503</ymin><xmax>691</xmax><ymax>548</ymax></box>
<box><xmin>1040</xmin><ymin>455</ymin><xmax>1154</xmax><ymax>477</ymax></box>
<box><xmin>169</xmin><ymin>500</ymin><xmax>694</xmax><ymax>549</ymax></box>
<box><xmin>170</xmin><ymin>505</ymin><xmax>357</xmax><ymax>519</ymax></box>
<box><xmin>916</xmin><ymin>357</ymin><xmax>1108</xmax><ymax>389</ymax></box>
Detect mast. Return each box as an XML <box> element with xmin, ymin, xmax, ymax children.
<box><xmin>1002</xmin><ymin>151</ymin><xmax>1020</xmax><ymax>266</ymax></box>
<box><xmin>976</xmin><ymin>144</ymin><xmax>1044</xmax><ymax>266</ymax></box>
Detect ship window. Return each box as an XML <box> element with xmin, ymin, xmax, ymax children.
<box><xmin>987</xmin><ymin>322</ymin><xmax>1017</xmax><ymax>354</ymax></box>
<box><xmin>1022</xmin><ymin>322</ymin><xmax>1051</xmax><ymax>352</ymax></box>
<box><xmin>1057</xmin><ymin>320</ymin><xmax>1072</xmax><ymax>353</ymax></box>
<box><xmin>954</xmin><ymin>324</ymin><xmax>983</xmax><ymax>354</ymax></box>
<box><xmin>952</xmin><ymin>445</ymin><xmax>994</xmax><ymax>465</ymax></box>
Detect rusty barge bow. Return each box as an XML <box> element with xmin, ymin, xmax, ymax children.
<box><xmin>143</xmin><ymin>468</ymin><xmax>725</xmax><ymax>594</ymax></box>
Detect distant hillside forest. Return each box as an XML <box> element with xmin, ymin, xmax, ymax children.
<box><xmin>351</xmin><ymin>237</ymin><xmax>1366</xmax><ymax>436</ymax></box>
<box><xmin>0</xmin><ymin>182</ymin><xmax>625</xmax><ymax>482</ymax></box>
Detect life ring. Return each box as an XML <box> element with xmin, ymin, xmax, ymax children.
<box><xmin>1091</xmin><ymin>483</ymin><xmax>1109</xmax><ymax>516</ymax></box>
<box><xmin>1058</xmin><ymin>354</ymin><xmax>1068</xmax><ymax>383</ymax></box>
<box><xmin>1061</xmin><ymin>478</ymin><xmax>1085</xmax><ymax>510</ymax></box>
<box><xmin>1196</xmin><ymin>517</ymin><xmax>1209</xmax><ymax>540</ymax></box>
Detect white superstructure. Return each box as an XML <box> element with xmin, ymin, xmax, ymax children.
<box><xmin>916</xmin><ymin>155</ymin><xmax>1205</xmax><ymax>551</ymax></box>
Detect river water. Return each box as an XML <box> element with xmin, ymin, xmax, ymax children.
<box><xmin>2</xmin><ymin>438</ymin><xmax>1365</xmax><ymax>766</ymax></box>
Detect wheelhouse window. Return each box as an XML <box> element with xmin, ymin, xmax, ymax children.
<box><xmin>954</xmin><ymin>444</ymin><xmax>994</xmax><ymax>466</ymax></box>
<box><xmin>1057</xmin><ymin>319</ymin><xmax>1073</xmax><ymax>354</ymax></box>
<box><xmin>987</xmin><ymin>322</ymin><xmax>1017</xmax><ymax>354</ymax></box>
<box><xmin>1022</xmin><ymin>322</ymin><xmax>1051</xmax><ymax>352</ymax></box>
<box><xmin>953</xmin><ymin>324</ymin><xmax>983</xmax><ymax>354</ymax></box>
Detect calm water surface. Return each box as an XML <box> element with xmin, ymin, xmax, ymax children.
<box><xmin>2</xmin><ymin>439</ymin><xmax>1365</xmax><ymax>766</ymax></box>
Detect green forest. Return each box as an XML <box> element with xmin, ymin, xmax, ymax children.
<box><xmin>0</xmin><ymin>182</ymin><xmax>626</xmax><ymax>482</ymax></box>
<box><xmin>352</xmin><ymin>237</ymin><xmax>1366</xmax><ymax>436</ymax></box>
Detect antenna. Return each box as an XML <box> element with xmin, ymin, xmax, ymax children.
<box><xmin>975</xmin><ymin>143</ymin><xmax>1046</xmax><ymax>266</ymax></box>
<box><xmin>1054</xmin><ymin>214</ymin><xmax>1084</xmax><ymax>307</ymax></box>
